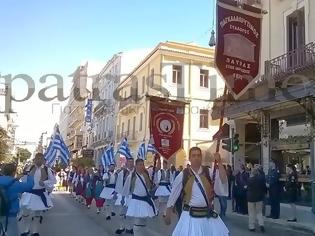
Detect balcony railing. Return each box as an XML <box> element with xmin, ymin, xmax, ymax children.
<box><xmin>119</xmin><ymin>95</ymin><xmax>140</xmax><ymax>110</ymax></box>
<box><xmin>266</xmin><ymin>42</ymin><xmax>315</xmax><ymax>83</ymax></box>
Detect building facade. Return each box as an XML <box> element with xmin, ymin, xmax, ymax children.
<box><xmin>211</xmin><ymin>0</ymin><xmax>315</xmax><ymax>209</ymax></box>
<box><xmin>117</xmin><ymin>41</ymin><xmax>225</xmax><ymax>167</ymax></box>
<box><xmin>91</xmin><ymin>50</ymin><xmax>150</xmax><ymax>166</ymax></box>
<box><xmin>60</xmin><ymin>62</ymin><xmax>103</xmax><ymax>159</ymax></box>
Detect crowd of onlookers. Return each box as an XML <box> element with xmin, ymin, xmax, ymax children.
<box><xmin>223</xmin><ymin>162</ymin><xmax>300</xmax><ymax>232</ymax></box>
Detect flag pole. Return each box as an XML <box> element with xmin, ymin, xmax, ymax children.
<box><xmin>216</xmin><ymin>85</ymin><xmax>228</xmax><ymax>153</ymax></box>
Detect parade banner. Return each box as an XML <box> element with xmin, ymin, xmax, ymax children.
<box><xmin>216</xmin><ymin>0</ymin><xmax>262</xmax><ymax>98</ymax></box>
<box><xmin>149</xmin><ymin>97</ymin><xmax>185</xmax><ymax>160</ymax></box>
<box><xmin>85</xmin><ymin>99</ymin><xmax>93</xmax><ymax>123</ymax></box>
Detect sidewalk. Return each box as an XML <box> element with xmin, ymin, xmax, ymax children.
<box><xmin>214</xmin><ymin>199</ymin><xmax>315</xmax><ymax>235</ymax></box>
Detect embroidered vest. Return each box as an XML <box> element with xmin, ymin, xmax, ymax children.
<box><xmin>130</xmin><ymin>170</ymin><xmax>152</xmax><ymax>193</ymax></box>
<box><xmin>182</xmin><ymin>167</ymin><xmax>214</xmax><ymax>206</ymax></box>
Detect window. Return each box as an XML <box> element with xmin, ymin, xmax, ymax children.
<box><xmin>200</xmin><ymin>69</ymin><xmax>209</xmax><ymax>88</ymax></box>
<box><xmin>121</xmin><ymin>122</ymin><xmax>125</xmax><ymax>135</ymax></box>
<box><xmin>199</xmin><ymin>109</ymin><xmax>209</xmax><ymax>129</ymax></box>
<box><xmin>127</xmin><ymin>119</ymin><xmax>130</xmax><ymax>135</ymax></box>
<box><xmin>150</xmin><ymin>68</ymin><xmax>154</xmax><ymax>87</ymax></box>
<box><xmin>139</xmin><ymin>113</ymin><xmax>143</xmax><ymax>131</ymax></box>
<box><xmin>135</xmin><ymin>81</ymin><xmax>138</xmax><ymax>97</ymax></box>
<box><xmin>287</xmin><ymin>8</ymin><xmax>305</xmax><ymax>52</ymax></box>
<box><xmin>287</xmin><ymin>8</ymin><xmax>305</xmax><ymax>68</ymax></box>
<box><xmin>124</xmin><ymin>91</ymin><xmax>127</xmax><ymax>98</ymax></box>
<box><xmin>172</xmin><ymin>65</ymin><xmax>182</xmax><ymax>84</ymax></box>
<box><xmin>133</xmin><ymin>116</ymin><xmax>136</xmax><ymax>138</ymax></box>
<box><xmin>142</xmin><ymin>76</ymin><xmax>145</xmax><ymax>94</ymax></box>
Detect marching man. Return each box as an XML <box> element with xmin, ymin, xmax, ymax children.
<box><xmin>114</xmin><ymin>158</ymin><xmax>135</xmax><ymax>234</ymax></box>
<box><xmin>164</xmin><ymin>147</ymin><xmax>229</xmax><ymax>236</ymax></box>
<box><xmin>100</xmin><ymin>164</ymin><xmax>117</xmax><ymax>220</ymax></box>
<box><xmin>20</xmin><ymin>153</ymin><xmax>56</xmax><ymax>236</ymax></box>
<box><xmin>122</xmin><ymin>158</ymin><xmax>157</xmax><ymax>236</ymax></box>
<box><xmin>155</xmin><ymin>159</ymin><xmax>172</xmax><ymax>217</ymax></box>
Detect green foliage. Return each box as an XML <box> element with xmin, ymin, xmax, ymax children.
<box><xmin>15</xmin><ymin>147</ymin><xmax>32</xmax><ymax>163</ymax></box>
<box><xmin>0</xmin><ymin>127</ymin><xmax>10</xmax><ymax>163</ymax></box>
<box><xmin>71</xmin><ymin>157</ymin><xmax>94</xmax><ymax>168</ymax></box>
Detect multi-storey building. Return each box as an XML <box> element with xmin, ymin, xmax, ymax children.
<box><xmin>60</xmin><ymin>62</ymin><xmax>103</xmax><ymax>159</ymax></box>
<box><xmin>91</xmin><ymin>50</ymin><xmax>150</xmax><ymax>166</ymax></box>
<box><xmin>211</xmin><ymin>0</ymin><xmax>315</xmax><ymax>209</ymax></box>
<box><xmin>117</xmin><ymin>41</ymin><xmax>225</xmax><ymax>167</ymax></box>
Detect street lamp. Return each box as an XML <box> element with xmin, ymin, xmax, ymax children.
<box><xmin>208</xmin><ymin>30</ymin><xmax>216</xmax><ymax>47</ymax></box>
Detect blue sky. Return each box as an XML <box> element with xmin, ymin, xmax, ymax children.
<box><xmin>0</xmin><ymin>0</ymin><xmax>215</xmax><ymax>150</ymax></box>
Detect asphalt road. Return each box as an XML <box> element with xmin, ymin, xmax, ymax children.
<box><xmin>33</xmin><ymin>192</ymin><xmax>312</xmax><ymax>236</ymax></box>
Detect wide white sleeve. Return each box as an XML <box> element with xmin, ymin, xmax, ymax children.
<box><xmin>167</xmin><ymin>172</ymin><xmax>184</xmax><ymax>208</ymax></box>
<box><xmin>103</xmin><ymin>173</ymin><xmax>109</xmax><ymax>181</ymax></box>
<box><xmin>115</xmin><ymin>172</ymin><xmax>124</xmax><ymax>194</ymax></box>
<box><xmin>44</xmin><ymin>168</ymin><xmax>57</xmax><ymax>190</ymax></box>
<box><xmin>122</xmin><ymin>174</ymin><xmax>132</xmax><ymax>197</ymax></box>
<box><xmin>155</xmin><ymin>170</ymin><xmax>161</xmax><ymax>185</ymax></box>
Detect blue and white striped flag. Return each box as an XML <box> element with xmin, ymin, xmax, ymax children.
<box><xmin>101</xmin><ymin>144</ymin><xmax>115</xmax><ymax>168</ymax></box>
<box><xmin>101</xmin><ymin>150</ymin><xmax>109</xmax><ymax>168</ymax></box>
<box><xmin>44</xmin><ymin>125</ymin><xmax>70</xmax><ymax>167</ymax></box>
<box><xmin>147</xmin><ymin>143</ymin><xmax>157</xmax><ymax>154</ymax></box>
<box><xmin>118</xmin><ymin>137</ymin><xmax>132</xmax><ymax>159</ymax></box>
<box><xmin>137</xmin><ymin>142</ymin><xmax>146</xmax><ymax>160</ymax></box>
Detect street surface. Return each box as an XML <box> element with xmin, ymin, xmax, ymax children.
<box><xmin>29</xmin><ymin>192</ymin><xmax>313</xmax><ymax>236</ymax></box>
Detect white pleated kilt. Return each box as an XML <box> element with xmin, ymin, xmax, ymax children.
<box><xmin>172</xmin><ymin>211</ymin><xmax>229</xmax><ymax>236</ymax></box>
<box><xmin>20</xmin><ymin>192</ymin><xmax>53</xmax><ymax>211</ymax></box>
<box><xmin>115</xmin><ymin>194</ymin><xmax>131</xmax><ymax>207</ymax></box>
<box><xmin>126</xmin><ymin>198</ymin><xmax>157</xmax><ymax>218</ymax></box>
<box><xmin>100</xmin><ymin>187</ymin><xmax>115</xmax><ymax>200</ymax></box>
<box><xmin>155</xmin><ymin>185</ymin><xmax>171</xmax><ymax>197</ymax></box>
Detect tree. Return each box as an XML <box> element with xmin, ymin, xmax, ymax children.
<box><xmin>71</xmin><ymin>157</ymin><xmax>94</xmax><ymax>168</ymax></box>
<box><xmin>15</xmin><ymin>147</ymin><xmax>32</xmax><ymax>163</ymax></box>
<box><xmin>0</xmin><ymin>127</ymin><xmax>10</xmax><ymax>163</ymax></box>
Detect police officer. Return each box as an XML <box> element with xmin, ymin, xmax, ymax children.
<box><xmin>266</xmin><ymin>161</ymin><xmax>281</xmax><ymax>219</ymax></box>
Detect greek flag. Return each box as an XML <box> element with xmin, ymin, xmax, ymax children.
<box><xmin>45</xmin><ymin>125</ymin><xmax>70</xmax><ymax>167</ymax></box>
<box><xmin>101</xmin><ymin>144</ymin><xmax>115</xmax><ymax>168</ymax></box>
<box><xmin>101</xmin><ymin>151</ymin><xmax>109</xmax><ymax>168</ymax></box>
<box><xmin>147</xmin><ymin>142</ymin><xmax>157</xmax><ymax>154</ymax></box>
<box><xmin>118</xmin><ymin>138</ymin><xmax>132</xmax><ymax>159</ymax></box>
<box><xmin>137</xmin><ymin>142</ymin><xmax>146</xmax><ymax>160</ymax></box>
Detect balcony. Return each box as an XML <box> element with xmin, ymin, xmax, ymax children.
<box><xmin>119</xmin><ymin>95</ymin><xmax>141</xmax><ymax>114</ymax></box>
<box><xmin>266</xmin><ymin>42</ymin><xmax>315</xmax><ymax>87</ymax></box>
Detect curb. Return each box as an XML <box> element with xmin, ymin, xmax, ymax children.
<box><xmin>228</xmin><ymin>212</ymin><xmax>315</xmax><ymax>235</ymax></box>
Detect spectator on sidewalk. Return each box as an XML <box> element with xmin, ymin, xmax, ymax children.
<box><xmin>247</xmin><ymin>165</ymin><xmax>266</xmax><ymax>233</ymax></box>
<box><xmin>266</xmin><ymin>161</ymin><xmax>281</xmax><ymax>219</ymax></box>
<box><xmin>0</xmin><ymin>163</ymin><xmax>34</xmax><ymax>236</ymax></box>
<box><xmin>232</xmin><ymin>169</ymin><xmax>239</xmax><ymax>212</ymax></box>
<box><xmin>235</xmin><ymin>164</ymin><xmax>249</xmax><ymax>214</ymax></box>
<box><xmin>285</xmin><ymin>164</ymin><xmax>298</xmax><ymax>222</ymax></box>
<box><xmin>226</xmin><ymin>165</ymin><xmax>233</xmax><ymax>199</ymax></box>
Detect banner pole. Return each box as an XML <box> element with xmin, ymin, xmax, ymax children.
<box><xmin>216</xmin><ymin>85</ymin><xmax>228</xmax><ymax>153</ymax></box>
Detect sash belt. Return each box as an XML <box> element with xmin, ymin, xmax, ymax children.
<box><xmin>159</xmin><ymin>182</ymin><xmax>171</xmax><ymax>192</ymax></box>
<box><xmin>29</xmin><ymin>189</ymin><xmax>48</xmax><ymax>208</ymax></box>
<box><xmin>132</xmin><ymin>194</ymin><xmax>156</xmax><ymax>215</ymax></box>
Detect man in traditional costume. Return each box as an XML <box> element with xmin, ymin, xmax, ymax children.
<box><xmin>154</xmin><ymin>160</ymin><xmax>171</xmax><ymax>217</ymax></box>
<box><xmin>122</xmin><ymin>158</ymin><xmax>157</xmax><ymax>236</ymax></box>
<box><xmin>164</xmin><ymin>147</ymin><xmax>229</xmax><ymax>236</ymax></box>
<box><xmin>20</xmin><ymin>153</ymin><xmax>56</xmax><ymax>236</ymax></box>
<box><xmin>114</xmin><ymin>158</ymin><xmax>135</xmax><ymax>234</ymax></box>
<box><xmin>100</xmin><ymin>164</ymin><xmax>118</xmax><ymax>220</ymax></box>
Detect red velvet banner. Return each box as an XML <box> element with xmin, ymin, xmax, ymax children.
<box><xmin>149</xmin><ymin>98</ymin><xmax>185</xmax><ymax>160</ymax></box>
<box><xmin>216</xmin><ymin>0</ymin><xmax>262</xmax><ymax>98</ymax></box>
